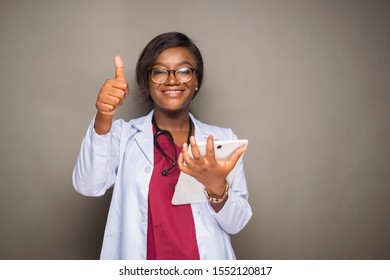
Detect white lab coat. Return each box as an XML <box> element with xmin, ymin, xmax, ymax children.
<box><xmin>72</xmin><ymin>110</ymin><xmax>252</xmax><ymax>259</ymax></box>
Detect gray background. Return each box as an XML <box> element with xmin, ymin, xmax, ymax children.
<box><xmin>0</xmin><ymin>0</ymin><xmax>389</xmax><ymax>259</ymax></box>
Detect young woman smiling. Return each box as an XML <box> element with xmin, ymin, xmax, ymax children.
<box><xmin>73</xmin><ymin>32</ymin><xmax>252</xmax><ymax>260</ymax></box>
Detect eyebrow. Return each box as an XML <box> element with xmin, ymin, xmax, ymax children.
<box><xmin>153</xmin><ymin>60</ymin><xmax>195</xmax><ymax>68</ymax></box>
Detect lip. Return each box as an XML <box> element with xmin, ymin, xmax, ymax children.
<box><xmin>161</xmin><ymin>89</ymin><xmax>184</xmax><ymax>96</ymax></box>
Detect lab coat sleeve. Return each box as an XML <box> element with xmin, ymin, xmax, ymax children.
<box><xmin>72</xmin><ymin>116</ymin><xmax>120</xmax><ymax>197</ymax></box>
<box><xmin>208</xmin><ymin>159</ymin><xmax>252</xmax><ymax>234</ymax></box>
<box><xmin>207</xmin><ymin>130</ymin><xmax>252</xmax><ymax>234</ymax></box>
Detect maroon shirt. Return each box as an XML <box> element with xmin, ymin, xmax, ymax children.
<box><xmin>147</xmin><ymin>128</ymin><xmax>200</xmax><ymax>260</ymax></box>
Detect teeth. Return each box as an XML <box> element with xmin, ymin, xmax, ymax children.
<box><xmin>164</xmin><ymin>90</ymin><xmax>182</xmax><ymax>94</ymax></box>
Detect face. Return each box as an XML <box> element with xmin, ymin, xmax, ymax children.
<box><xmin>149</xmin><ymin>47</ymin><xmax>199</xmax><ymax>114</ymax></box>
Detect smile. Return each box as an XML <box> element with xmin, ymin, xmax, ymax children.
<box><xmin>162</xmin><ymin>90</ymin><xmax>184</xmax><ymax>95</ymax></box>
<box><xmin>162</xmin><ymin>90</ymin><xmax>183</xmax><ymax>96</ymax></box>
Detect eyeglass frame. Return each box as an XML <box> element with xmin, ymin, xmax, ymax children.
<box><xmin>149</xmin><ymin>67</ymin><xmax>197</xmax><ymax>84</ymax></box>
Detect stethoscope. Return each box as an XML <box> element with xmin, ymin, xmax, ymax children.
<box><xmin>152</xmin><ymin>115</ymin><xmax>193</xmax><ymax>176</ymax></box>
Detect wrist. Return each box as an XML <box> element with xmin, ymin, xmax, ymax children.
<box><xmin>94</xmin><ymin>112</ymin><xmax>114</xmax><ymax>135</ymax></box>
<box><xmin>204</xmin><ymin>180</ymin><xmax>227</xmax><ymax>196</ymax></box>
<box><xmin>204</xmin><ymin>183</ymin><xmax>229</xmax><ymax>204</ymax></box>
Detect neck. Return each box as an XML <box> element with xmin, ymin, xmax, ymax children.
<box><xmin>153</xmin><ymin>109</ymin><xmax>191</xmax><ymax>132</ymax></box>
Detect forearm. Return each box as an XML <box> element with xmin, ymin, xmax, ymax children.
<box><xmin>209</xmin><ymin>162</ymin><xmax>252</xmax><ymax>234</ymax></box>
<box><xmin>73</xmin><ymin>118</ymin><xmax>117</xmax><ymax>196</ymax></box>
<box><xmin>211</xmin><ymin>189</ymin><xmax>252</xmax><ymax>234</ymax></box>
<box><xmin>94</xmin><ymin>112</ymin><xmax>114</xmax><ymax>135</ymax></box>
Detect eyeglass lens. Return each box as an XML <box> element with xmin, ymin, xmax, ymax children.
<box><xmin>151</xmin><ymin>68</ymin><xmax>194</xmax><ymax>84</ymax></box>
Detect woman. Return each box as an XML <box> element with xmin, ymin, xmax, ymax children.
<box><xmin>73</xmin><ymin>32</ymin><xmax>252</xmax><ymax>259</ymax></box>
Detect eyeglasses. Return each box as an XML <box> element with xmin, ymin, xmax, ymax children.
<box><xmin>149</xmin><ymin>67</ymin><xmax>196</xmax><ymax>84</ymax></box>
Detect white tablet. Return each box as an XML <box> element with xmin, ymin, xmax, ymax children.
<box><xmin>172</xmin><ymin>139</ymin><xmax>248</xmax><ymax>205</ymax></box>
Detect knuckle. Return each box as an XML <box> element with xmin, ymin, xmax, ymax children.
<box><xmin>104</xmin><ymin>79</ymin><xmax>114</xmax><ymax>87</ymax></box>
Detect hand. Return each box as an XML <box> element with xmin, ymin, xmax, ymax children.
<box><xmin>95</xmin><ymin>55</ymin><xmax>129</xmax><ymax>116</ymax></box>
<box><xmin>178</xmin><ymin>135</ymin><xmax>247</xmax><ymax>197</ymax></box>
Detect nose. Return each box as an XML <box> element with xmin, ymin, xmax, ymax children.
<box><xmin>165</xmin><ymin>70</ymin><xmax>179</xmax><ymax>85</ymax></box>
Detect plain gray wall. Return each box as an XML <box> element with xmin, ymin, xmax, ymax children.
<box><xmin>0</xmin><ymin>0</ymin><xmax>389</xmax><ymax>259</ymax></box>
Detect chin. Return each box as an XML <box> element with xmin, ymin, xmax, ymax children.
<box><xmin>152</xmin><ymin>96</ymin><xmax>192</xmax><ymax>112</ymax></box>
<box><xmin>156</xmin><ymin>102</ymin><xmax>191</xmax><ymax>115</ymax></box>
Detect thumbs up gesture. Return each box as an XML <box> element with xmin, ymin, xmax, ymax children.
<box><xmin>94</xmin><ymin>56</ymin><xmax>129</xmax><ymax>135</ymax></box>
<box><xmin>95</xmin><ymin>55</ymin><xmax>129</xmax><ymax>116</ymax></box>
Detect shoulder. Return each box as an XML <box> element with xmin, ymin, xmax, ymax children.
<box><xmin>191</xmin><ymin>115</ymin><xmax>238</xmax><ymax>141</ymax></box>
<box><xmin>111</xmin><ymin>111</ymin><xmax>153</xmax><ymax>134</ymax></box>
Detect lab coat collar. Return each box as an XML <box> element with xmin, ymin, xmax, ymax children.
<box><xmin>131</xmin><ymin>111</ymin><xmax>154</xmax><ymax>165</ymax></box>
<box><xmin>192</xmin><ymin>117</ymin><xmax>219</xmax><ymax>142</ymax></box>
<box><xmin>130</xmin><ymin>110</ymin><xmax>219</xmax><ymax>164</ymax></box>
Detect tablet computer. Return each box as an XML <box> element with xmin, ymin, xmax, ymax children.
<box><xmin>172</xmin><ymin>139</ymin><xmax>248</xmax><ymax>205</ymax></box>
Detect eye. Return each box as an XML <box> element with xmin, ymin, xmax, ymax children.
<box><xmin>152</xmin><ymin>69</ymin><xmax>167</xmax><ymax>75</ymax></box>
<box><xmin>176</xmin><ymin>68</ymin><xmax>191</xmax><ymax>75</ymax></box>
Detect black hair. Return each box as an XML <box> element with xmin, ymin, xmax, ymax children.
<box><xmin>136</xmin><ymin>32</ymin><xmax>204</xmax><ymax>102</ymax></box>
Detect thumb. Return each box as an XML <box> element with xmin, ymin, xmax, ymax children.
<box><xmin>114</xmin><ymin>55</ymin><xmax>126</xmax><ymax>81</ymax></box>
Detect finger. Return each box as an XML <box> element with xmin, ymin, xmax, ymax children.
<box><xmin>178</xmin><ymin>152</ymin><xmax>184</xmax><ymax>169</ymax></box>
<box><xmin>114</xmin><ymin>55</ymin><xmax>126</xmax><ymax>81</ymax></box>
<box><xmin>107</xmin><ymin>87</ymin><xmax>126</xmax><ymax>101</ymax></box>
<box><xmin>181</xmin><ymin>143</ymin><xmax>193</xmax><ymax>166</ymax></box>
<box><xmin>205</xmin><ymin>135</ymin><xmax>216</xmax><ymax>162</ymax></box>
<box><xmin>99</xmin><ymin>85</ymin><xmax>126</xmax><ymax>103</ymax></box>
<box><xmin>178</xmin><ymin>153</ymin><xmax>192</xmax><ymax>175</ymax></box>
<box><xmin>110</xmin><ymin>79</ymin><xmax>128</xmax><ymax>91</ymax></box>
<box><xmin>100</xmin><ymin>94</ymin><xmax>123</xmax><ymax>107</ymax></box>
<box><xmin>226</xmin><ymin>146</ymin><xmax>248</xmax><ymax>169</ymax></box>
<box><xmin>189</xmin><ymin>136</ymin><xmax>201</xmax><ymax>160</ymax></box>
<box><xmin>96</xmin><ymin>102</ymin><xmax>116</xmax><ymax>115</ymax></box>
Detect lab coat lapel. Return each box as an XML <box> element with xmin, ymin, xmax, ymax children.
<box><xmin>191</xmin><ymin>113</ymin><xmax>220</xmax><ymax>142</ymax></box>
<box><xmin>131</xmin><ymin>112</ymin><xmax>218</xmax><ymax>165</ymax></box>
<box><xmin>133</xmin><ymin>111</ymin><xmax>154</xmax><ymax>165</ymax></box>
